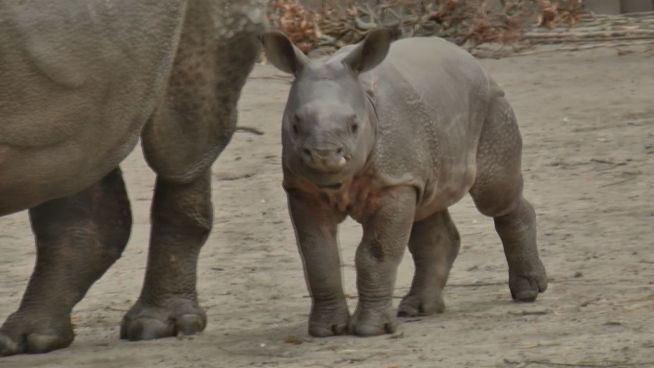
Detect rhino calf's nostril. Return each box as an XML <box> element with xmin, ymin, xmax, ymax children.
<box><xmin>303</xmin><ymin>148</ymin><xmax>312</xmax><ymax>158</ymax></box>
<box><xmin>336</xmin><ymin>147</ymin><xmax>343</xmax><ymax>155</ymax></box>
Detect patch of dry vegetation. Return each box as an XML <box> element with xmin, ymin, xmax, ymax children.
<box><xmin>267</xmin><ymin>0</ymin><xmax>584</xmax><ymax>53</ymax></box>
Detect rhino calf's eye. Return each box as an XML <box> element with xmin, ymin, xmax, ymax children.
<box><xmin>292</xmin><ymin>124</ymin><xmax>299</xmax><ymax>135</ymax></box>
<box><xmin>351</xmin><ymin>123</ymin><xmax>359</xmax><ymax>134</ymax></box>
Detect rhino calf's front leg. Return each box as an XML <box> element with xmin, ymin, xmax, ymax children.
<box><xmin>351</xmin><ymin>187</ymin><xmax>416</xmax><ymax>336</ymax></box>
<box><xmin>287</xmin><ymin>190</ymin><xmax>350</xmax><ymax>337</ymax></box>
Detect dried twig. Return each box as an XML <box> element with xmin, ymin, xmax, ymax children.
<box><xmin>235</xmin><ymin>126</ymin><xmax>265</xmax><ymax>136</ymax></box>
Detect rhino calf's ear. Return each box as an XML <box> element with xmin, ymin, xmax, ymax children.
<box><xmin>343</xmin><ymin>28</ymin><xmax>397</xmax><ymax>74</ymax></box>
<box><xmin>260</xmin><ymin>31</ymin><xmax>309</xmax><ymax>75</ymax></box>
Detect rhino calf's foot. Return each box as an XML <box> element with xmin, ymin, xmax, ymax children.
<box><xmin>397</xmin><ymin>292</ymin><xmax>445</xmax><ymax>317</ymax></box>
<box><xmin>350</xmin><ymin>303</ymin><xmax>399</xmax><ymax>337</ymax></box>
<box><xmin>509</xmin><ymin>271</ymin><xmax>548</xmax><ymax>302</ymax></box>
<box><xmin>120</xmin><ymin>298</ymin><xmax>206</xmax><ymax>340</ymax></box>
<box><xmin>0</xmin><ymin>311</ymin><xmax>73</xmax><ymax>356</ymax></box>
<box><xmin>308</xmin><ymin>301</ymin><xmax>350</xmax><ymax>337</ymax></box>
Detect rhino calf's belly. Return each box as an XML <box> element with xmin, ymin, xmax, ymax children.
<box><xmin>415</xmin><ymin>165</ymin><xmax>478</xmax><ymax>221</ymax></box>
<box><xmin>313</xmin><ymin>171</ymin><xmax>476</xmax><ymax>224</ymax></box>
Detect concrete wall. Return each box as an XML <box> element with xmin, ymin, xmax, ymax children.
<box><xmin>622</xmin><ymin>0</ymin><xmax>654</xmax><ymax>12</ymax></box>
<box><xmin>585</xmin><ymin>0</ymin><xmax>654</xmax><ymax>14</ymax></box>
<box><xmin>585</xmin><ymin>0</ymin><xmax>621</xmax><ymax>14</ymax></box>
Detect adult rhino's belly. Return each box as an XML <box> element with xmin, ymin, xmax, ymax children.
<box><xmin>0</xmin><ymin>0</ymin><xmax>184</xmax><ymax>215</ymax></box>
<box><xmin>0</xmin><ymin>91</ymin><xmax>146</xmax><ymax>216</ymax></box>
<box><xmin>0</xmin><ymin>136</ymin><xmax>140</xmax><ymax>216</ymax></box>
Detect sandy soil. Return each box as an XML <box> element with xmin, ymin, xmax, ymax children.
<box><xmin>1</xmin><ymin>44</ymin><xmax>653</xmax><ymax>368</ymax></box>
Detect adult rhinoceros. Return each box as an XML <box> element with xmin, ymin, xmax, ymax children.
<box><xmin>0</xmin><ymin>0</ymin><xmax>264</xmax><ymax>356</ymax></box>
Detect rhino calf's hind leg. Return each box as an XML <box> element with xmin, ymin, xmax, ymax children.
<box><xmin>493</xmin><ymin>197</ymin><xmax>546</xmax><ymax>301</ymax></box>
<box><xmin>121</xmin><ymin>172</ymin><xmax>211</xmax><ymax>340</ymax></box>
<box><xmin>0</xmin><ymin>168</ymin><xmax>131</xmax><ymax>356</ymax></box>
<box><xmin>398</xmin><ymin>210</ymin><xmax>460</xmax><ymax>317</ymax></box>
<box><xmin>470</xmin><ymin>96</ymin><xmax>547</xmax><ymax>302</ymax></box>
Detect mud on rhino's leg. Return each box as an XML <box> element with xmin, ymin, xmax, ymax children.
<box><xmin>0</xmin><ymin>169</ymin><xmax>131</xmax><ymax>356</ymax></box>
<box><xmin>470</xmin><ymin>96</ymin><xmax>547</xmax><ymax>302</ymax></box>
<box><xmin>287</xmin><ymin>190</ymin><xmax>349</xmax><ymax>337</ymax></box>
<box><xmin>398</xmin><ymin>209</ymin><xmax>460</xmax><ymax>317</ymax></box>
<box><xmin>120</xmin><ymin>0</ymin><xmax>262</xmax><ymax>341</ymax></box>
<box><xmin>351</xmin><ymin>187</ymin><xmax>416</xmax><ymax>336</ymax></box>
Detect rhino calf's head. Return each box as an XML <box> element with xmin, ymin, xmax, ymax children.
<box><xmin>262</xmin><ymin>29</ymin><xmax>396</xmax><ymax>189</ymax></box>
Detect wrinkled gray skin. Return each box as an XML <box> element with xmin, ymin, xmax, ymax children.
<box><xmin>262</xmin><ymin>30</ymin><xmax>548</xmax><ymax>337</ymax></box>
<box><xmin>0</xmin><ymin>0</ymin><xmax>264</xmax><ymax>356</ymax></box>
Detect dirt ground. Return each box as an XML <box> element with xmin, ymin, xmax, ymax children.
<box><xmin>1</xmin><ymin>44</ymin><xmax>653</xmax><ymax>368</ymax></box>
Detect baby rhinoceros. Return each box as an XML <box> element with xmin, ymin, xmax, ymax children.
<box><xmin>261</xmin><ymin>29</ymin><xmax>547</xmax><ymax>337</ymax></box>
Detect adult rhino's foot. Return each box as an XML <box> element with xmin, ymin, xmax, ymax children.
<box><xmin>308</xmin><ymin>300</ymin><xmax>350</xmax><ymax>337</ymax></box>
<box><xmin>509</xmin><ymin>262</ymin><xmax>548</xmax><ymax>302</ymax></box>
<box><xmin>120</xmin><ymin>297</ymin><xmax>206</xmax><ymax>341</ymax></box>
<box><xmin>349</xmin><ymin>303</ymin><xmax>398</xmax><ymax>337</ymax></box>
<box><xmin>0</xmin><ymin>311</ymin><xmax>74</xmax><ymax>356</ymax></box>
<box><xmin>397</xmin><ymin>291</ymin><xmax>445</xmax><ymax>317</ymax></box>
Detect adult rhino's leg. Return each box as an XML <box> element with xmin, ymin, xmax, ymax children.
<box><xmin>120</xmin><ymin>173</ymin><xmax>212</xmax><ymax>340</ymax></box>
<box><xmin>120</xmin><ymin>0</ymin><xmax>263</xmax><ymax>341</ymax></box>
<box><xmin>470</xmin><ymin>96</ymin><xmax>547</xmax><ymax>302</ymax></box>
<box><xmin>287</xmin><ymin>190</ymin><xmax>349</xmax><ymax>337</ymax></box>
<box><xmin>0</xmin><ymin>168</ymin><xmax>131</xmax><ymax>356</ymax></box>
<box><xmin>398</xmin><ymin>209</ymin><xmax>460</xmax><ymax>317</ymax></box>
<box><xmin>351</xmin><ymin>187</ymin><xmax>416</xmax><ymax>336</ymax></box>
